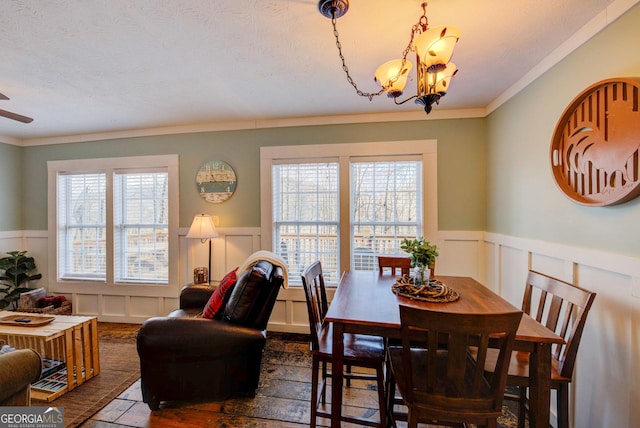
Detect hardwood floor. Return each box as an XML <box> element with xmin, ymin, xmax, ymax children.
<box><xmin>79</xmin><ymin>324</ymin><xmax>521</xmax><ymax>427</ymax></box>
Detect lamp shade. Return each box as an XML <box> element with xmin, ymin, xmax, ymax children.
<box><xmin>416</xmin><ymin>61</ymin><xmax>457</xmax><ymax>102</ymax></box>
<box><xmin>186</xmin><ymin>214</ymin><xmax>219</xmax><ymax>241</ymax></box>
<box><xmin>413</xmin><ymin>25</ymin><xmax>461</xmax><ymax>69</ymax></box>
<box><xmin>374</xmin><ymin>59</ymin><xmax>413</xmax><ymax>96</ymax></box>
<box><xmin>433</xmin><ymin>62</ymin><xmax>457</xmax><ymax>93</ymax></box>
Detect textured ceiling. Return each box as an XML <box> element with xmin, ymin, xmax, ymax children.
<box><xmin>0</xmin><ymin>0</ymin><xmax>628</xmax><ymax>141</ymax></box>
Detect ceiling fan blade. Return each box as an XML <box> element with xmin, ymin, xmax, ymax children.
<box><xmin>0</xmin><ymin>92</ymin><xmax>9</xmax><ymax>100</ymax></box>
<box><xmin>0</xmin><ymin>108</ymin><xmax>34</xmax><ymax>123</ymax></box>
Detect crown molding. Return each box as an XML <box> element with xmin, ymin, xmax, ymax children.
<box><xmin>10</xmin><ymin>108</ymin><xmax>486</xmax><ymax>147</ymax></box>
<box><xmin>487</xmin><ymin>0</ymin><xmax>640</xmax><ymax>114</ymax></box>
<box><xmin>0</xmin><ymin>135</ymin><xmax>23</xmax><ymax>146</ymax></box>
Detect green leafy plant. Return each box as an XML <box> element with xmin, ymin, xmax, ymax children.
<box><xmin>0</xmin><ymin>250</ymin><xmax>42</xmax><ymax>310</ymax></box>
<box><xmin>400</xmin><ymin>237</ymin><xmax>439</xmax><ymax>269</ymax></box>
<box><xmin>400</xmin><ymin>237</ymin><xmax>439</xmax><ymax>284</ymax></box>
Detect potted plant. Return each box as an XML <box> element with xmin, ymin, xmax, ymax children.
<box><xmin>400</xmin><ymin>237</ymin><xmax>439</xmax><ymax>285</ymax></box>
<box><xmin>0</xmin><ymin>251</ymin><xmax>42</xmax><ymax>310</ymax></box>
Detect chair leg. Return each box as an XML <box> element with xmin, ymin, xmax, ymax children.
<box><xmin>385</xmin><ymin>368</ymin><xmax>399</xmax><ymax>428</ymax></box>
<box><xmin>375</xmin><ymin>365</ymin><xmax>386</xmax><ymax>428</ymax></box>
<box><xmin>518</xmin><ymin>386</ymin><xmax>527</xmax><ymax>428</ymax></box>
<box><xmin>557</xmin><ymin>383</ymin><xmax>569</xmax><ymax>428</ymax></box>
<box><xmin>346</xmin><ymin>363</ymin><xmax>352</xmax><ymax>387</ymax></box>
<box><xmin>321</xmin><ymin>360</ymin><xmax>327</xmax><ymax>404</ymax></box>
<box><xmin>310</xmin><ymin>357</ymin><xmax>320</xmax><ymax>428</ymax></box>
<box><xmin>407</xmin><ymin>408</ymin><xmax>418</xmax><ymax>428</ymax></box>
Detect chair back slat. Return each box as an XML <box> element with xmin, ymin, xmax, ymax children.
<box><xmin>447</xmin><ymin>332</ymin><xmax>469</xmax><ymax>394</ymax></box>
<box><xmin>545</xmin><ymin>294</ymin><xmax>564</xmax><ymax>331</ymax></box>
<box><xmin>398</xmin><ymin>305</ymin><xmax>523</xmax><ymax>417</ymax></box>
<box><xmin>555</xmin><ymin>302</ymin><xmax>574</xmax><ymax>360</ymax></box>
<box><xmin>532</xmin><ymin>290</ymin><xmax>548</xmax><ymax>322</ymax></box>
<box><xmin>378</xmin><ymin>255</ymin><xmax>412</xmax><ymax>276</ymax></box>
<box><xmin>472</xmin><ymin>334</ymin><xmax>490</xmax><ymax>394</ymax></box>
<box><xmin>301</xmin><ymin>260</ymin><xmax>329</xmax><ymax>351</ymax></box>
<box><xmin>524</xmin><ymin>271</ymin><xmax>597</xmax><ymax>377</ymax></box>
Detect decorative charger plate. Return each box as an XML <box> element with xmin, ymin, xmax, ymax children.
<box><xmin>195</xmin><ymin>160</ymin><xmax>237</xmax><ymax>203</ymax></box>
<box><xmin>0</xmin><ymin>314</ymin><xmax>55</xmax><ymax>326</ymax></box>
<box><xmin>392</xmin><ymin>275</ymin><xmax>460</xmax><ymax>303</ymax></box>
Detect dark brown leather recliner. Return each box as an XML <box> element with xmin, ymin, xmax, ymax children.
<box><xmin>136</xmin><ymin>260</ymin><xmax>284</xmax><ymax>410</ymax></box>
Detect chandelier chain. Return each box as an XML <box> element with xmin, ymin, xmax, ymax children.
<box><xmin>329</xmin><ymin>2</ymin><xmax>430</xmax><ymax>100</ymax></box>
<box><xmin>331</xmin><ymin>16</ymin><xmax>384</xmax><ymax>101</ymax></box>
<box><xmin>397</xmin><ymin>4</ymin><xmax>429</xmax><ymax>79</ymax></box>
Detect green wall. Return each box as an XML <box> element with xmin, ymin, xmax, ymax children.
<box><xmin>18</xmin><ymin>118</ymin><xmax>486</xmax><ymax>231</ymax></box>
<box><xmin>0</xmin><ymin>143</ymin><xmax>22</xmax><ymax>230</ymax></box>
<box><xmin>486</xmin><ymin>3</ymin><xmax>640</xmax><ymax>256</ymax></box>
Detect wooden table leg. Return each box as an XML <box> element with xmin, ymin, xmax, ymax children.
<box><xmin>64</xmin><ymin>328</ymin><xmax>75</xmax><ymax>391</ymax></box>
<box><xmin>90</xmin><ymin>318</ymin><xmax>100</xmax><ymax>376</ymax></box>
<box><xmin>331</xmin><ymin>322</ymin><xmax>345</xmax><ymax>428</ymax></box>
<box><xmin>528</xmin><ymin>342</ymin><xmax>552</xmax><ymax>428</ymax></box>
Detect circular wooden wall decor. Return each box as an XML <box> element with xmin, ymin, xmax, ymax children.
<box><xmin>195</xmin><ymin>160</ymin><xmax>237</xmax><ymax>203</ymax></box>
<box><xmin>550</xmin><ymin>78</ymin><xmax>640</xmax><ymax>206</ymax></box>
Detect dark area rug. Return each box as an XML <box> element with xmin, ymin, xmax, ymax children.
<box><xmin>33</xmin><ymin>323</ymin><xmax>140</xmax><ymax>428</ymax></box>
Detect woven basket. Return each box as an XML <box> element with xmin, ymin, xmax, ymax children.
<box><xmin>18</xmin><ymin>301</ymin><xmax>72</xmax><ymax>315</ymax></box>
<box><xmin>18</xmin><ymin>288</ymin><xmax>47</xmax><ymax>309</ymax></box>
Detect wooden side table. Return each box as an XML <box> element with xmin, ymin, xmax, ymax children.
<box><xmin>0</xmin><ymin>312</ymin><xmax>100</xmax><ymax>401</ymax></box>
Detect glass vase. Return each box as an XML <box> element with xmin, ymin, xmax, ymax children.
<box><xmin>414</xmin><ymin>264</ymin><xmax>427</xmax><ymax>285</ymax></box>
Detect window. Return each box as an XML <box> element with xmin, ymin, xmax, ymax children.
<box><xmin>351</xmin><ymin>159</ymin><xmax>422</xmax><ymax>271</ymax></box>
<box><xmin>48</xmin><ymin>155</ymin><xmax>179</xmax><ymax>288</ymax></box>
<box><xmin>261</xmin><ymin>141</ymin><xmax>437</xmax><ymax>285</ymax></box>
<box><xmin>57</xmin><ymin>172</ymin><xmax>107</xmax><ymax>280</ymax></box>
<box><xmin>272</xmin><ymin>161</ymin><xmax>340</xmax><ymax>283</ymax></box>
<box><xmin>113</xmin><ymin>171</ymin><xmax>169</xmax><ymax>282</ymax></box>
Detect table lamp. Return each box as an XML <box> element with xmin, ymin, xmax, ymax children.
<box><xmin>186</xmin><ymin>213</ymin><xmax>219</xmax><ymax>284</ymax></box>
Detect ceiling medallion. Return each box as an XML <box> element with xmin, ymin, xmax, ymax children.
<box><xmin>550</xmin><ymin>78</ymin><xmax>640</xmax><ymax>206</ymax></box>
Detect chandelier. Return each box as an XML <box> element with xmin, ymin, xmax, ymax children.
<box><xmin>318</xmin><ymin>1</ymin><xmax>460</xmax><ymax>114</ymax></box>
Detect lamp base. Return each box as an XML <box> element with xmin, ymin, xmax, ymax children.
<box><xmin>318</xmin><ymin>0</ymin><xmax>349</xmax><ymax>19</ymax></box>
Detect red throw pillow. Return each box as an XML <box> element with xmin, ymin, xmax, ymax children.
<box><xmin>202</xmin><ymin>267</ymin><xmax>238</xmax><ymax>319</ymax></box>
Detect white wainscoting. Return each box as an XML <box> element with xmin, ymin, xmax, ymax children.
<box><xmin>5</xmin><ymin>229</ymin><xmax>484</xmax><ymax>330</ymax></box>
<box><xmin>482</xmin><ymin>232</ymin><xmax>640</xmax><ymax>428</ymax></box>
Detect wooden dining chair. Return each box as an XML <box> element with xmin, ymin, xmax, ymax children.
<box><xmin>482</xmin><ymin>270</ymin><xmax>597</xmax><ymax>428</ymax></box>
<box><xmin>377</xmin><ymin>255</ymin><xmax>412</xmax><ymax>276</ymax></box>
<box><xmin>301</xmin><ymin>260</ymin><xmax>387</xmax><ymax>428</ymax></box>
<box><xmin>387</xmin><ymin>305</ymin><xmax>523</xmax><ymax>428</ymax></box>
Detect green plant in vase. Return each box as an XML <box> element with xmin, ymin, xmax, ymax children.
<box><xmin>0</xmin><ymin>250</ymin><xmax>42</xmax><ymax>310</ymax></box>
<box><xmin>400</xmin><ymin>237</ymin><xmax>439</xmax><ymax>285</ymax></box>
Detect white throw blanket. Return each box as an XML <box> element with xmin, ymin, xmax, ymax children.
<box><xmin>237</xmin><ymin>250</ymin><xmax>289</xmax><ymax>288</ymax></box>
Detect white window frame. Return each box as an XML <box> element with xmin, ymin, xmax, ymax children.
<box><xmin>261</xmin><ymin>140</ymin><xmax>438</xmax><ymax>278</ymax></box>
<box><xmin>47</xmin><ymin>154</ymin><xmax>180</xmax><ymax>298</ymax></box>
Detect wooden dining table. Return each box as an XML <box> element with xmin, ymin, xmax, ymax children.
<box><xmin>324</xmin><ymin>271</ymin><xmax>565</xmax><ymax>428</ymax></box>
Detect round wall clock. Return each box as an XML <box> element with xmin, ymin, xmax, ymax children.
<box><xmin>195</xmin><ymin>160</ymin><xmax>237</xmax><ymax>203</ymax></box>
<box><xmin>550</xmin><ymin>77</ymin><xmax>640</xmax><ymax>206</ymax></box>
